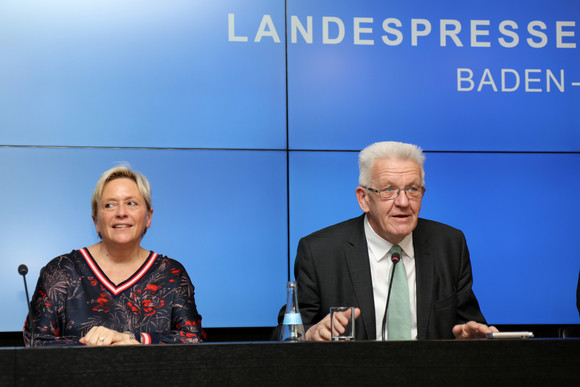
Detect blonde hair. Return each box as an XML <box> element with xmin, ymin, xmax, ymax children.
<box><xmin>91</xmin><ymin>165</ymin><xmax>152</xmax><ymax>219</ymax></box>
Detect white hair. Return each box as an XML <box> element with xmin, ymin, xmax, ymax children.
<box><xmin>358</xmin><ymin>141</ymin><xmax>426</xmax><ymax>187</ymax></box>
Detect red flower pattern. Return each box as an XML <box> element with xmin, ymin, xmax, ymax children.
<box><xmin>127</xmin><ymin>285</ymin><xmax>166</xmax><ymax>316</ymax></box>
<box><xmin>24</xmin><ymin>250</ymin><xmax>204</xmax><ymax>346</ymax></box>
<box><xmin>92</xmin><ymin>293</ymin><xmax>112</xmax><ymax>313</ymax></box>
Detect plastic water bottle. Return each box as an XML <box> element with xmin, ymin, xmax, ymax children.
<box><xmin>279</xmin><ymin>281</ymin><xmax>305</xmax><ymax>342</ymax></box>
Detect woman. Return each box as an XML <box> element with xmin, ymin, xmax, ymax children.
<box><xmin>23</xmin><ymin>165</ymin><xmax>205</xmax><ymax>346</ymax></box>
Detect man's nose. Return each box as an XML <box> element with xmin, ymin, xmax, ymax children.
<box><xmin>394</xmin><ymin>190</ymin><xmax>410</xmax><ymax>206</ymax></box>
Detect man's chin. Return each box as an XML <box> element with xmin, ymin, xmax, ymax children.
<box><xmin>387</xmin><ymin>224</ymin><xmax>415</xmax><ymax>239</ymax></box>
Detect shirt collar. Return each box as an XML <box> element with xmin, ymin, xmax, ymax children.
<box><xmin>364</xmin><ymin>214</ymin><xmax>415</xmax><ymax>261</ymax></box>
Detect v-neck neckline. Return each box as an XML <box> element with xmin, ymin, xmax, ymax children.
<box><xmin>79</xmin><ymin>247</ymin><xmax>158</xmax><ymax>295</ymax></box>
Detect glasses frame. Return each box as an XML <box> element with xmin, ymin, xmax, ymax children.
<box><xmin>362</xmin><ymin>185</ymin><xmax>425</xmax><ymax>200</ymax></box>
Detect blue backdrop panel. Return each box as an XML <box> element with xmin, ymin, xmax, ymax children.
<box><xmin>0</xmin><ymin>0</ymin><xmax>286</xmax><ymax>149</ymax></box>
<box><xmin>0</xmin><ymin>0</ymin><xmax>579</xmax><ymax>334</ymax></box>
<box><xmin>289</xmin><ymin>151</ymin><xmax>580</xmax><ymax>324</ymax></box>
<box><xmin>0</xmin><ymin>147</ymin><xmax>287</xmax><ymax>331</ymax></box>
<box><xmin>287</xmin><ymin>0</ymin><xmax>580</xmax><ymax>151</ymax></box>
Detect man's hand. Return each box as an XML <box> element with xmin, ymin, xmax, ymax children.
<box><xmin>305</xmin><ymin>308</ymin><xmax>361</xmax><ymax>341</ymax></box>
<box><xmin>452</xmin><ymin>320</ymin><xmax>499</xmax><ymax>340</ymax></box>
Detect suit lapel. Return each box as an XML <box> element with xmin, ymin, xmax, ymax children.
<box><xmin>344</xmin><ymin>215</ymin><xmax>376</xmax><ymax>340</ymax></box>
<box><xmin>413</xmin><ymin>220</ymin><xmax>434</xmax><ymax>340</ymax></box>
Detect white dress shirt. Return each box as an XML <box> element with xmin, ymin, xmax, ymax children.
<box><xmin>364</xmin><ymin>215</ymin><xmax>418</xmax><ymax>340</ymax></box>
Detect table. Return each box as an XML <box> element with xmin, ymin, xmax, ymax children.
<box><xmin>0</xmin><ymin>339</ymin><xmax>577</xmax><ymax>386</ymax></box>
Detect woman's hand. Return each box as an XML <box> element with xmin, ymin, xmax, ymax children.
<box><xmin>79</xmin><ymin>326</ymin><xmax>141</xmax><ymax>346</ymax></box>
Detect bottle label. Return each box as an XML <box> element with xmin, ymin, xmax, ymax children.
<box><xmin>282</xmin><ymin>312</ymin><xmax>303</xmax><ymax>325</ymax></box>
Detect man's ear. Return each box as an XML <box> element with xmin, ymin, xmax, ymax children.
<box><xmin>355</xmin><ymin>186</ymin><xmax>370</xmax><ymax>213</ymax></box>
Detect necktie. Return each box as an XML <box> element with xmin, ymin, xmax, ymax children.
<box><xmin>387</xmin><ymin>245</ymin><xmax>411</xmax><ymax>340</ymax></box>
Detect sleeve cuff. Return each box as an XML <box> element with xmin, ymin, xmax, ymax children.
<box><xmin>140</xmin><ymin>333</ymin><xmax>152</xmax><ymax>345</ymax></box>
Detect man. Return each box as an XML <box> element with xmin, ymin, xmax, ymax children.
<box><xmin>278</xmin><ymin>141</ymin><xmax>497</xmax><ymax>341</ymax></box>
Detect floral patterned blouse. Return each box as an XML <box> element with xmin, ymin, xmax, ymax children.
<box><xmin>23</xmin><ymin>248</ymin><xmax>205</xmax><ymax>346</ymax></box>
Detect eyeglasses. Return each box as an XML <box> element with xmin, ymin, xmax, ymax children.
<box><xmin>362</xmin><ymin>186</ymin><xmax>425</xmax><ymax>200</ymax></box>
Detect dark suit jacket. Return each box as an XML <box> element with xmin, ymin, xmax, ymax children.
<box><xmin>276</xmin><ymin>214</ymin><xmax>487</xmax><ymax>340</ymax></box>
